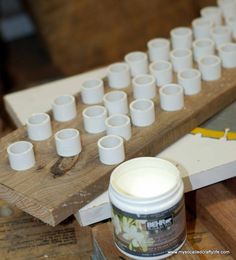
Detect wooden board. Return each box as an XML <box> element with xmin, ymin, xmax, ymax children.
<box><xmin>186</xmin><ymin>178</ymin><xmax>236</xmax><ymax>257</ymax></box>
<box><xmin>1</xmin><ymin>67</ymin><xmax>236</xmax><ymax>226</ymax></box>
<box><xmin>0</xmin><ymin>200</ymin><xmax>93</xmax><ymax>260</ymax></box>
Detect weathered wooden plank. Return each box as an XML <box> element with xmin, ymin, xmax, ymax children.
<box><xmin>1</xmin><ymin>67</ymin><xmax>236</xmax><ymax>226</ymax></box>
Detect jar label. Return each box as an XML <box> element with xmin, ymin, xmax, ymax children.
<box><xmin>111</xmin><ymin>197</ymin><xmax>186</xmax><ymax>257</ymax></box>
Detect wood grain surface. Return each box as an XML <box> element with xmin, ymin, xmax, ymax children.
<box><xmin>0</xmin><ymin>68</ymin><xmax>236</xmax><ymax>226</ymax></box>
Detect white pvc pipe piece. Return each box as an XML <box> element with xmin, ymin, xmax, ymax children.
<box><xmin>218</xmin><ymin>42</ymin><xmax>236</xmax><ymax>68</ymax></box>
<box><xmin>192</xmin><ymin>38</ymin><xmax>215</xmax><ymax>62</ymax></box>
<box><xmin>103</xmin><ymin>91</ymin><xmax>128</xmax><ymax>116</ymax></box>
<box><xmin>210</xmin><ymin>26</ymin><xmax>232</xmax><ymax>49</ymax></box>
<box><xmin>226</xmin><ymin>16</ymin><xmax>236</xmax><ymax>40</ymax></box>
<box><xmin>170</xmin><ymin>49</ymin><xmax>193</xmax><ymax>73</ymax></box>
<box><xmin>81</xmin><ymin>78</ymin><xmax>104</xmax><ymax>105</ymax></box>
<box><xmin>200</xmin><ymin>6</ymin><xmax>222</xmax><ymax>26</ymax></box>
<box><xmin>130</xmin><ymin>99</ymin><xmax>155</xmax><ymax>127</ymax></box>
<box><xmin>147</xmin><ymin>38</ymin><xmax>170</xmax><ymax>62</ymax></box>
<box><xmin>177</xmin><ymin>69</ymin><xmax>202</xmax><ymax>96</ymax></box>
<box><xmin>97</xmin><ymin>135</ymin><xmax>125</xmax><ymax>165</ymax></box>
<box><xmin>26</xmin><ymin>113</ymin><xmax>52</xmax><ymax>141</ymax></box>
<box><xmin>159</xmin><ymin>84</ymin><xmax>184</xmax><ymax>112</ymax></box>
<box><xmin>217</xmin><ymin>0</ymin><xmax>236</xmax><ymax>19</ymax></box>
<box><xmin>105</xmin><ymin>114</ymin><xmax>132</xmax><ymax>141</ymax></box>
<box><xmin>107</xmin><ymin>62</ymin><xmax>131</xmax><ymax>89</ymax></box>
<box><xmin>192</xmin><ymin>17</ymin><xmax>213</xmax><ymax>40</ymax></box>
<box><xmin>198</xmin><ymin>55</ymin><xmax>221</xmax><ymax>81</ymax></box>
<box><xmin>7</xmin><ymin>141</ymin><xmax>35</xmax><ymax>171</ymax></box>
<box><xmin>170</xmin><ymin>27</ymin><xmax>193</xmax><ymax>50</ymax></box>
<box><xmin>124</xmin><ymin>51</ymin><xmax>148</xmax><ymax>77</ymax></box>
<box><xmin>132</xmin><ymin>74</ymin><xmax>156</xmax><ymax>99</ymax></box>
<box><xmin>54</xmin><ymin>128</ymin><xmax>81</xmax><ymax>157</ymax></box>
<box><xmin>82</xmin><ymin>105</ymin><xmax>107</xmax><ymax>134</ymax></box>
<box><xmin>52</xmin><ymin>95</ymin><xmax>77</xmax><ymax>122</ymax></box>
<box><xmin>149</xmin><ymin>60</ymin><xmax>173</xmax><ymax>87</ymax></box>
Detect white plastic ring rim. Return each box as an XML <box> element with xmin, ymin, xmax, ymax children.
<box><xmin>103</xmin><ymin>91</ymin><xmax>127</xmax><ymax>103</ymax></box>
<box><xmin>192</xmin><ymin>17</ymin><xmax>213</xmax><ymax>27</ymax></box>
<box><xmin>27</xmin><ymin>113</ymin><xmax>50</xmax><ymax>126</ymax></box>
<box><xmin>132</xmin><ymin>74</ymin><xmax>155</xmax><ymax>86</ymax></box>
<box><xmin>55</xmin><ymin>128</ymin><xmax>79</xmax><ymax>142</ymax></box>
<box><xmin>108</xmin><ymin>63</ymin><xmax>130</xmax><ymax>74</ymax></box>
<box><xmin>130</xmin><ymin>99</ymin><xmax>154</xmax><ymax>112</ymax></box>
<box><xmin>160</xmin><ymin>84</ymin><xmax>183</xmax><ymax>97</ymax></box>
<box><xmin>178</xmin><ymin>69</ymin><xmax>201</xmax><ymax>81</ymax></box>
<box><xmin>82</xmin><ymin>105</ymin><xmax>107</xmax><ymax>119</ymax></box>
<box><xmin>171</xmin><ymin>49</ymin><xmax>192</xmax><ymax>58</ymax></box>
<box><xmin>81</xmin><ymin>78</ymin><xmax>103</xmax><ymax>90</ymax></box>
<box><xmin>125</xmin><ymin>51</ymin><xmax>147</xmax><ymax>64</ymax></box>
<box><xmin>199</xmin><ymin>55</ymin><xmax>221</xmax><ymax>67</ymax></box>
<box><xmin>147</xmin><ymin>38</ymin><xmax>170</xmax><ymax>49</ymax></box>
<box><xmin>105</xmin><ymin>114</ymin><xmax>130</xmax><ymax>128</ymax></box>
<box><xmin>218</xmin><ymin>42</ymin><xmax>236</xmax><ymax>53</ymax></box>
<box><xmin>149</xmin><ymin>60</ymin><xmax>172</xmax><ymax>72</ymax></box>
<box><xmin>98</xmin><ymin>135</ymin><xmax>123</xmax><ymax>151</ymax></box>
<box><xmin>193</xmin><ymin>38</ymin><xmax>215</xmax><ymax>48</ymax></box>
<box><xmin>7</xmin><ymin>141</ymin><xmax>33</xmax><ymax>157</ymax></box>
<box><xmin>53</xmin><ymin>94</ymin><xmax>75</xmax><ymax>107</ymax></box>
<box><xmin>170</xmin><ymin>27</ymin><xmax>192</xmax><ymax>38</ymax></box>
<box><xmin>201</xmin><ymin>6</ymin><xmax>221</xmax><ymax>16</ymax></box>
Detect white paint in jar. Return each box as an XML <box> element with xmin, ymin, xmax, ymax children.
<box><xmin>109</xmin><ymin>157</ymin><xmax>186</xmax><ymax>260</ymax></box>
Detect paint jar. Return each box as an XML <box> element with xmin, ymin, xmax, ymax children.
<box><xmin>109</xmin><ymin>157</ymin><xmax>186</xmax><ymax>259</ymax></box>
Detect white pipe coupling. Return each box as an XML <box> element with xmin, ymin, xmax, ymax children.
<box><xmin>97</xmin><ymin>135</ymin><xmax>125</xmax><ymax>165</ymax></box>
<box><xmin>159</xmin><ymin>84</ymin><xmax>184</xmax><ymax>111</ymax></box>
<box><xmin>170</xmin><ymin>49</ymin><xmax>193</xmax><ymax>73</ymax></box>
<box><xmin>130</xmin><ymin>99</ymin><xmax>155</xmax><ymax>127</ymax></box>
<box><xmin>170</xmin><ymin>27</ymin><xmax>192</xmax><ymax>50</ymax></box>
<box><xmin>218</xmin><ymin>43</ymin><xmax>236</xmax><ymax>68</ymax></box>
<box><xmin>54</xmin><ymin>128</ymin><xmax>82</xmax><ymax>157</ymax></box>
<box><xmin>81</xmin><ymin>78</ymin><xmax>104</xmax><ymax>105</ymax></box>
<box><xmin>124</xmin><ymin>51</ymin><xmax>148</xmax><ymax>77</ymax></box>
<box><xmin>198</xmin><ymin>55</ymin><xmax>221</xmax><ymax>81</ymax></box>
<box><xmin>52</xmin><ymin>95</ymin><xmax>77</xmax><ymax>122</ymax></box>
<box><xmin>26</xmin><ymin>113</ymin><xmax>52</xmax><ymax>141</ymax></box>
<box><xmin>82</xmin><ymin>105</ymin><xmax>107</xmax><ymax>134</ymax></box>
<box><xmin>132</xmin><ymin>74</ymin><xmax>156</xmax><ymax>99</ymax></box>
<box><xmin>7</xmin><ymin>141</ymin><xmax>36</xmax><ymax>171</ymax></box>
<box><xmin>103</xmin><ymin>91</ymin><xmax>128</xmax><ymax>116</ymax></box>
<box><xmin>107</xmin><ymin>63</ymin><xmax>131</xmax><ymax>89</ymax></box>
<box><xmin>147</xmin><ymin>38</ymin><xmax>170</xmax><ymax>62</ymax></box>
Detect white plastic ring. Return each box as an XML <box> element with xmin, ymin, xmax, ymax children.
<box><xmin>52</xmin><ymin>95</ymin><xmax>77</xmax><ymax>122</ymax></box>
<box><xmin>200</xmin><ymin>6</ymin><xmax>222</xmax><ymax>26</ymax></box>
<box><xmin>192</xmin><ymin>17</ymin><xmax>213</xmax><ymax>40</ymax></box>
<box><xmin>82</xmin><ymin>105</ymin><xmax>107</xmax><ymax>134</ymax></box>
<box><xmin>147</xmin><ymin>38</ymin><xmax>170</xmax><ymax>62</ymax></box>
<box><xmin>124</xmin><ymin>51</ymin><xmax>148</xmax><ymax>77</ymax></box>
<box><xmin>26</xmin><ymin>113</ymin><xmax>52</xmax><ymax>141</ymax></box>
<box><xmin>149</xmin><ymin>60</ymin><xmax>173</xmax><ymax>87</ymax></box>
<box><xmin>170</xmin><ymin>27</ymin><xmax>193</xmax><ymax>50</ymax></box>
<box><xmin>226</xmin><ymin>16</ymin><xmax>236</xmax><ymax>39</ymax></box>
<box><xmin>105</xmin><ymin>114</ymin><xmax>131</xmax><ymax>141</ymax></box>
<box><xmin>210</xmin><ymin>25</ymin><xmax>231</xmax><ymax>49</ymax></box>
<box><xmin>170</xmin><ymin>49</ymin><xmax>193</xmax><ymax>73</ymax></box>
<box><xmin>7</xmin><ymin>141</ymin><xmax>35</xmax><ymax>171</ymax></box>
<box><xmin>192</xmin><ymin>38</ymin><xmax>215</xmax><ymax>62</ymax></box>
<box><xmin>177</xmin><ymin>69</ymin><xmax>202</xmax><ymax>96</ymax></box>
<box><xmin>198</xmin><ymin>55</ymin><xmax>221</xmax><ymax>81</ymax></box>
<box><xmin>159</xmin><ymin>84</ymin><xmax>184</xmax><ymax>111</ymax></box>
<box><xmin>217</xmin><ymin>0</ymin><xmax>236</xmax><ymax>19</ymax></box>
<box><xmin>97</xmin><ymin>135</ymin><xmax>125</xmax><ymax>165</ymax></box>
<box><xmin>218</xmin><ymin>43</ymin><xmax>236</xmax><ymax>68</ymax></box>
<box><xmin>132</xmin><ymin>74</ymin><xmax>156</xmax><ymax>99</ymax></box>
<box><xmin>130</xmin><ymin>99</ymin><xmax>155</xmax><ymax>127</ymax></box>
<box><xmin>54</xmin><ymin>128</ymin><xmax>81</xmax><ymax>157</ymax></box>
<box><xmin>103</xmin><ymin>91</ymin><xmax>128</xmax><ymax>116</ymax></box>
<box><xmin>81</xmin><ymin>78</ymin><xmax>104</xmax><ymax>105</ymax></box>
<box><xmin>107</xmin><ymin>63</ymin><xmax>131</xmax><ymax>89</ymax></box>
